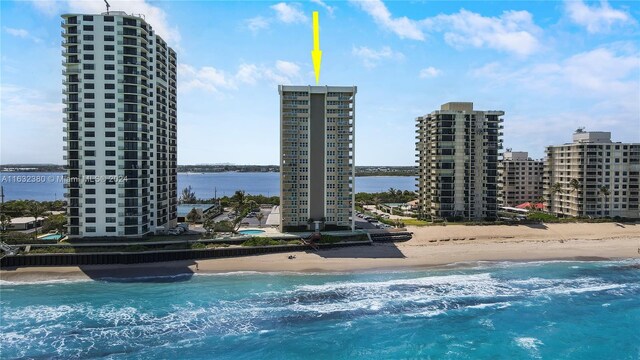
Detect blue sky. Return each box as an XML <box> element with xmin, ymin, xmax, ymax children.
<box><xmin>1</xmin><ymin>0</ymin><xmax>638</xmax><ymax>166</ymax></box>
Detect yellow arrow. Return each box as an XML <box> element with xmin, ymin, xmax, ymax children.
<box><xmin>311</xmin><ymin>11</ymin><xmax>322</xmax><ymax>85</ymax></box>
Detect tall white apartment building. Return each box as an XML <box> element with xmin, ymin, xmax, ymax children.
<box><xmin>416</xmin><ymin>102</ymin><xmax>504</xmax><ymax>220</ymax></box>
<box><xmin>544</xmin><ymin>130</ymin><xmax>639</xmax><ymax>218</ymax></box>
<box><xmin>278</xmin><ymin>85</ymin><xmax>356</xmax><ymax>232</ymax></box>
<box><xmin>62</xmin><ymin>12</ymin><xmax>177</xmax><ymax>238</ymax></box>
<box><xmin>498</xmin><ymin>151</ymin><xmax>544</xmax><ymax>206</ymax></box>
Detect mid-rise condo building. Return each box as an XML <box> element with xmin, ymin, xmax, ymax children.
<box><xmin>498</xmin><ymin>151</ymin><xmax>544</xmax><ymax>207</ymax></box>
<box><xmin>62</xmin><ymin>12</ymin><xmax>177</xmax><ymax>237</ymax></box>
<box><xmin>416</xmin><ymin>102</ymin><xmax>504</xmax><ymax>220</ymax></box>
<box><xmin>278</xmin><ymin>85</ymin><xmax>356</xmax><ymax>232</ymax></box>
<box><xmin>544</xmin><ymin>130</ymin><xmax>639</xmax><ymax>218</ymax></box>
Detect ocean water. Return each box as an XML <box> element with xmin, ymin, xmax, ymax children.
<box><xmin>1</xmin><ymin>260</ymin><xmax>639</xmax><ymax>359</ymax></box>
<box><xmin>0</xmin><ymin>172</ymin><xmax>416</xmax><ymax>201</ymax></box>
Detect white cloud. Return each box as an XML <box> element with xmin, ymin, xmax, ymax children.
<box><xmin>28</xmin><ymin>0</ymin><xmax>61</xmax><ymax>16</ymax></box>
<box><xmin>352</xmin><ymin>46</ymin><xmax>404</xmax><ymax>68</ymax></box>
<box><xmin>565</xmin><ymin>0</ymin><xmax>635</xmax><ymax>34</ymax></box>
<box><xmin>275</xmin><ymin>60</ymin><xmax>301</xmax><ymax>78</ymax></box>
<box><xmin>5</xmin><ymin>28</ymin><xmax>29</xmax><ymax>38</ymax></box>
<box><xmin>30</xmin><ymin>0</ymin><xmax>180</xmax><ymax>45</ymax></box>
<box><xmin>310</xmin><ymin>0</ymin><xmax>335</xmax><ymax>16</ymax></box>
<box><xmin>245</xmin><ymin>16</ymin><xmax>270</xmax><ymax>33</ymax></box>
<box><xmin>423</xmin><ymin>9</ymin><xmax>542</xmax><ymax>56</ymax></box>
<box><xmin>350</xmin><ymin>0</ymin><xmax>424</xmax><ymax>40</ymax></box>
<box><xmin>472</xmin><ymin>46</ymin><xmax>640</xmax><ymax>113</ymax></box>
<box><xmin>4</xmin><ymin>27</ymin><xmax>42</xmax><ymax>43</ymax></box>
<box><xmin>0</xmin><ymin>85</ymin><xmax>64</xmax><ymax>163</ymax></box>
<box><xmin>270</xmin><ymin>2</ymin><xmax>308</xmax><ymax>24</ymax></box>
<box><xmin>419</xmin><ymin>66</ymin><xmax>441</xmax><ymax>78</ymax></box>
<box><xmin>179</xmin><ymin>61</ymin><xmax>302</xmax><ymax>93</ymax></box>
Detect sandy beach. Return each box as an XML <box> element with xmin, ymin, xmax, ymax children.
<box><xmin>2</xmin><ymin>222</ymin><xmax>639</xmax><ymax>283</ymax></box>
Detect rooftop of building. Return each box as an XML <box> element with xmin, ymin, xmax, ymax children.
<box><xmin>278</xmin><ymin>85</ymin><xmax>357</xmax><ymax>94</ymax></box>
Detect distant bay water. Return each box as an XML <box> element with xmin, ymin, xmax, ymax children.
<box><xmin>0</xmin><ymin>172</ymin><xmax>416</xmax><ymax>201</ymax></box>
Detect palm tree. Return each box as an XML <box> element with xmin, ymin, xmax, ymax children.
<box><xmin>230</xmin><ymin>190</ymin><xmax>246</xmax><ymax>211</ymax></box>
<box><xmin>547</xmin><ymin>183</ymin><xmax>563</xmax><ymax>214</ymax></box>
<box><xmin>27</xmin><ymin>202</ymin><xmax>45</xmax><ymax>239</ymax></box>
<box><xmin>598</xmin><ymin>185</ymin><xmax>610</xmax><ymax>218</ymax></box>
<box><xmin>569</xmin><ymin>178</ymin><xmax>582</xmax><ymax>216</ymax></box>
<box><xmin>256</xmin><ymin>212</ymin><xmax>264</xmax><ymax>227</ymax></box>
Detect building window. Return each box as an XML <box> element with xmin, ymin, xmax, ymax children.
<box><xmin>104</xmin><ymin>54</ymin><xmax>115</xmax><ymax>61</ymax></box>
<box><xmin>83</xmin><ymin>44</ymin><xmax>94</xmax><ymax>51</ymax></box>
<box><xmin>106</xmin><ymin>227</ymin><xmax>116</xmax><ymax>233</ymax></box>
<box><xmin>82</xmin><ymin>15</ymin><xmax>93</xmax><ymax>21</ymax></box>
<box><xmin>104</xmin><ymin>45</ymin><xmax>114</xmax><ymax>51</ymax></box>
<box><xmin>86</xmin><ymin>227</ymin><xmax>96</xmax><ymax>233</ymax></box>
<box><xmin>106</xmin><ymin>208</ymin><xmax>116</xmax><ymax>213</ymax></box>
<box><xmin>104</xmin><ymin>74</ymin><xmax>115</xmax><ymax>80</ymax></box>
<box><xmin>104</xmin><ymin>64</ymin><xmax>115</xmax><ymax>71</ymax></box>
<box><xmin>104</xmin><ymin>35</ymin><xmax>114</xmax><ymax>41</ymax></box>
<box><xmin>105</xmin><ymin>84</ymin><xmax>115</xmax><ymax>89</ymax></box>
<box><xmin>82</xmin><ymin>25</ymin><xmax>93</xmax><ymax>31</ymax></box>
<box><xmin>83</xmin><ymin>54</ymin><xmax>94</xmax><ymax>60</ymax></box>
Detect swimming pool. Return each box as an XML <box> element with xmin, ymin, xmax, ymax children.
<box><xmin>40</xmin><ymin>234</ymin><xmax>64</xmax><ymax>241</ymax></box>
<box><xmin>238</xmin><ymin>229</ymin><xmax>265</xmax><ymax>235</ymax></box>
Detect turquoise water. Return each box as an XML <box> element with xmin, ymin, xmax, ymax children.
<box><xmin>239</xmin><ymin>229</ymin><xmax>266</xmax><ymax>235</ymax></box>
<box><xmin>1</xmin><ymin>260</ymin><xmax>639</xmax><ymax>359</ymax></box>
<box><xmin>39</xmin><ymin>234</ymin><xmax>64</xmax><ymax>241</ymax></box>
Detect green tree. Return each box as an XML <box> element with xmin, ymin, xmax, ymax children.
<box><xmin>42</xmin><ymin>213</ymin><xmax>67</xmax><ymax>234</ymax></box>
<box><xmin>27</xmin><ymin>202</ymin><xmax>46</xmax><ymax>239</ymax></box>
<box><xmin>186</xmin><ymin>208</ymin><xmax>201</xmax><ymax>223</ymax></box>
<box><xmin>547</xmin><ymin>183</ymin><xmax>563</xmax><ymax>214</ymax></box>
<box><xmin>598</xmin><ymin>185</ymin><xmax>610</xmax><ymax>218</ymax></box>
<box><xmin>214</xmin><ymin>220</ymin><xmax>235</xmax><ymax>233</ymax></box>
<box><xmin>180</xmin><ymin>186</ymin><xmax>197</xmax><ymax>204</ymax></box>
<box><xmin>202</xmin><ymin>213</ymin><xmax>216</xmax><ymax>235</ymax></box>
<box><xmin>0</xmin><ymin>213</ymin><xmax>12</xmax><ymax>233</ymax></box>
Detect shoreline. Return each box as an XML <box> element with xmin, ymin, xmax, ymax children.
<box><xmin>1</xmin><ymin>223</ymin><xmax>639</xmax><ymax>283</ymax></box>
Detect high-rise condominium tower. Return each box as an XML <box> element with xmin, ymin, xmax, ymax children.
<box><xmin>416</xmin><ymin>102</ymin><xmax>504</xmax><ymax>221</ymax></box>
<box><xmin>278</xmin><ymin>85</ymin><xmax>356</xmax><ymax>232</ymax></box>
<box><xmin>62</xmin><ymin>12</ymin><xmax>177</xmax><ymax>238</ymax></box>
<box><xmin>498</xmin><ymin>151</ymin><xmax>544</xmax><ymax>207</ymax></box>
<box><xmin>544</xmin><ymin>130</ymin><xmax>639</xmax><ymax>218</ymax></box>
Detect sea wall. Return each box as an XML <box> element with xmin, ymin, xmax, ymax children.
<box><xmin>0</xmin><ymin>240</ymin><xmax>372</xmax><ymax>268</ymax></box>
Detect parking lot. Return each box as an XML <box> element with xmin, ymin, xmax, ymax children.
<box><xmin>354</xmin><ymin>212</ymin><xmax>393</xmax><ymax>230</ymax></box>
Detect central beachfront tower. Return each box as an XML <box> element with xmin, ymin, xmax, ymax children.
<box><xmin>278</xmin><ymin>85</ymin><xmax>357</xmax><ymax>232</ymax></box>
